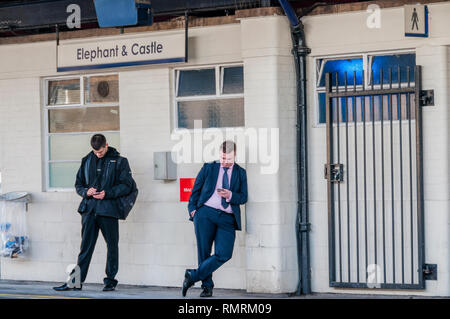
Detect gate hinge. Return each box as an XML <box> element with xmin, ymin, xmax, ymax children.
<box><xmin>419</xmin><ymin>90</ymin><xmax>434</xmax><ymax>106</ymax></box>
<box><xmin>324</xmin><ymin>164</ymin><xmax>344</xmax><ymax>183</ymax></box>
<box><xmin>423</xmin><ymin>264</ymin><xmax>437</xmax><ymax>280</ymax></box>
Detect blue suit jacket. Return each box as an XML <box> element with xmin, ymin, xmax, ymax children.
<box><xmin>188</xmin><ymin>161</ymin><xmax>248</xmax><ymax>231</ymax></box>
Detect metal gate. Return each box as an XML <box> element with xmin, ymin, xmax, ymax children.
<box><xmin>325</xmin><ymin>65</ymin><xmax>427</xmax><ymax>289</ymax></box>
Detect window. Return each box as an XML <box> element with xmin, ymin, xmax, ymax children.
<box><xmin>44</xmin><ymin>74</ymin><xmax>120</xmax><ymax>190</ymax></box>
<box><xmin>317</xmin><ymin>57</ymin><xmax>364</xmax><ymax>87</ymax></box>
<box><xmin>174</xmin><ymin>65</ymin><xmax>244</xmax><ymax>129</ymax></box>
<box><xmin>316</xmin><ymin>52</ymin><xmax>416</xmax><ymax>125</ymax></box>
<box><xmin>369</xmin><ymin>53</ymin><xmax>416</xmax><ymax>85</ymax></box>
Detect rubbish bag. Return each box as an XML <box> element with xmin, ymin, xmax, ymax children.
<box><xmin>0</xmin><ymin>196</ymin><xmax>29</xmax><ymax>258</ymax></box>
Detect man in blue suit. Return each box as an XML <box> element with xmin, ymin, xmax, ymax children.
<box><xmin>182</xmin><ymin>140</ymin><xmax>248</xmax><ymax>297</ymax></box>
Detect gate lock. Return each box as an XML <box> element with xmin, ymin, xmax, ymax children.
<box><xmin>423</xmin><ymin>264</ymin><xmax>437</xmax><ymax>280</ymax></box>
<box><xmin>324</xmin><ymin>164</ymin><xmax>344</xmax><ymax>183</ymax></box>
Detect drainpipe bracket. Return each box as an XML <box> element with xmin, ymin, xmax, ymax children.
<box><xmin>292</xmin><ymin>46</ymin><xmax>311</xmax><ymax>56</ymax></box>
<box><xmin>291</xmin><ymin>21</ymin><xmax>305</xmax><ymax>33</ymax></box>
<box><xmin>299</xmin><ymin>222</ymin><xmax>311</xmax><ymax>232</ymax></box>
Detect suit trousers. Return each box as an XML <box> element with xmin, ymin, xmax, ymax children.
<box><xmin>77</xmin><ymin>211</ymin><xmax>119</xmax><ymax>286</ymax></box>
<box><xmin>192</xmin><ymin>205</ymin><xmax>236</xmax><ymax>288</ymax></box>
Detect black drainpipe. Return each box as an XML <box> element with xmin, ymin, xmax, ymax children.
<box><xmin>278</xmin><ymin>0</ymin><xmax>311</xmax><ymax>295</ymax></box>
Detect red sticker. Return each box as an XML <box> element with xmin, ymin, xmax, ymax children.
<box><xmin>180</xmin><ymin>178</ymin><xmax>196</xmax><ymax>202</ymax></box>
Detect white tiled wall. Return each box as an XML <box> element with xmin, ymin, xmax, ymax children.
<box><xmin>0</xmin><ymin>2</ymin><xmax>449</xmax><ymax>296</ymax></box>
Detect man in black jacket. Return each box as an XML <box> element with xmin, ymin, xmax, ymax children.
<box><xmin>53</xmin><ymin>134</ymin><xmax>133</xmax><ymax>292</ymax></box>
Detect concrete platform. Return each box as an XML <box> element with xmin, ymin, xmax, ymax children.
<box><xmin>0</xmin><ymin>280</ymin><xmax>447</xmax><ymax>299</ymax></box>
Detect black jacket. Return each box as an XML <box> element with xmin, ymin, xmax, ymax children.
<box><xmin>75</xmin><ymin>146</ymin><xmax>133</xmax><ymax>219</ymax></box>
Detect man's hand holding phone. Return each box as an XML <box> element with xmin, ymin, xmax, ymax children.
<box><xmin>217</xmin><ymin>188</ymin><xmax>231</xmax><ymax>200</ymax></box>
<box><xmin>93</xmin><ymin>190</ymin><xmax>105</xmax><ymax>200</ymax></box>
<box><xmin>87</xmin><ymin>188</ymin><xmax>97</xmax><ymax>197</ymax></box>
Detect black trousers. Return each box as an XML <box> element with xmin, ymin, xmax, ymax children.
<box><xmin>77</xmin><ymin>212</ymin><xmax>119</xmax><ymax>286</ymax></box>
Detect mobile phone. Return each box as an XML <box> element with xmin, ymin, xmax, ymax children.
<box><xmin>217</xmin><ymin>188</ymin><xmax>225</xmax><ymax>192</ymax></box>
<box><xmin>93</xmin><ymin>192</ymin><xmax>100</xmax><ymax>195</ymax></box>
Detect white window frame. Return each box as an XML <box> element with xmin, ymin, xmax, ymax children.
<box><xmin>314</xmin><ymin>49</ymin><xmax>416</xmax><ymax>127</ymax></box>
<box><xmin>172</xmin><ymin>63</ymin><xmax>245</xmax><ymax>132</ymax></box>
<box><xmin>43</xmin><ymin>72</ymin><xmax>120</xmax><ymax>192</ymax></box>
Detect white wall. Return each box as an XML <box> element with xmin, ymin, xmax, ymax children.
<box><xmin>240</xmin><ymin>16</ymin><xmax>298</xmax><ymax>293</ymax></box>
<box><xmin>0</xmin><ymin>24</ymin><xmax>250</xmax><ymax>289</ymax></box>
<box><xmin>1</xmin><ymin>1</ymin><xmax>450</xmax><ymax>296</ymax></box>
<box><xmin>0</xmin><ymin>19</ymin><xmax>300</xmax><ymax>293</ymax></box>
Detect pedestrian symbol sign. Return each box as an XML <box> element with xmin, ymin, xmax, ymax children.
<box><xmin>404</xmin><ymin>5</ymin><xmax>428</xmax><ymax>37</ymax></box>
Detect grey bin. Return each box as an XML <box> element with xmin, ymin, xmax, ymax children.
<box><xmin>0</xmin><ymin>192</ymin><xmax>30</xmax><ymax>258</ymax></box>
<box><xmin>0</xmin><ymin>192</ymin><xmax>31</xmax><ymax>211</ymax></box>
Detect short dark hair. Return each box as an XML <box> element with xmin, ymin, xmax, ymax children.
<box><xmin>220</xmin><ymin>140</ymin><xmax>236</xmax><ymax>154</ymax></box>
<box><xmin>90</xmin><ymin>134</ymin><xmax>107</xmax><ymax>150</ymax></box>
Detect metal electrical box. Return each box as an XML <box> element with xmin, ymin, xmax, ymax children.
<box><xmin>154</xmin><ymin>152</ymin><xmax>177</xmax><ymax>180</ymax></box>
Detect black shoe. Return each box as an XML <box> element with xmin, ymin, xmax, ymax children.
<box><xmin>182</xmin><ymin>269</ymin><xmax>195</xmax><ymax>297</ymax></box>
<box><xmin>53</xmin><ymin>283</ymin><xmax>82</xmax><ymax>291</ymax></box>
<box><xmin>103</xmin><ymin>283</ymin><xmax>116</xmax><ymax>292</ymax></box>
<box><xmin>200</xmin><ymin>286</ymin><xmax>213</xmax><ymax>298</ymax></box>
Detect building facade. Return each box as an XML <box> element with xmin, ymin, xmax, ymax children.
<box><xmin>0</xmin><ymin>0</ymin><xmax>449</xmax><ymax>296</ymax></box>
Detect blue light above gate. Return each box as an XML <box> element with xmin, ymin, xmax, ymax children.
<box><xmin>94</xmin><ymin>0</ymin><xmax>153</xmax><ymax>28</ymax></box>
<box><xmin>371</xmin><ymin>54</ymin><xmax>416</xmax><ymax>84</ymax></box>
<box><xmin>318</xmin><ymin>58</ymin><xmax>364</xmax><ymax>87</ymax></box>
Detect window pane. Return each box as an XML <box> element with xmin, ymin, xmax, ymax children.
<box><xmin>49</xmin><ymin>162</ymin><xmax>80</xmax><ymax>188</ymax></box>
<box><xmin>49</xmin><ymin>133</ymin><xmax>120</xmax><ymax>161</ymax></box>
<box><xmin>177</xmin><ymin>69</ymin><xmax>216</xmax><ymax>97</ymax></box>
<box><xmin>318</xmin><ymin>58</ymin><xmax>363</xmax><ymax>87</ymax></box>
<box><xmin>318</xmin><ymin>92</ymin><xmax>326</xmax><ymax>124</ymax></box>
<box><xmin>318</xmin><ymin>94</ymin><xmax>353</xmax><ymax>124</ymax></box>
<box><xmin>48</xmin><ymin>79</ymin><xmax>80</xmax><ymax>105</ymax></box>
<box><xmin>223</xmin><ymin>66</ymin><xmax>244</xmax><ymax>94</ymax></box>
<box><xmin>85</xmin><ymin>75</ymin><xmax>119</xmax><ymax>104</ymax></box>
<box><xmin>371</xmin><ymin>54</ymin><xmax>416</xmax><ymax>84</ymax></box>
<box><xmin>178</xmin><ymin>98</ymin><xmax>244</xmax><ymax>129</ymax></box>
<box><xmin>48</xmin><ymin>106</ymin><xmax>120</xmax><ymax>133</ymax></box>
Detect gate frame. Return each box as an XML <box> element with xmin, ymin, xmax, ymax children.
<box><xmin>325</xmin><ymin>65</ymin><xmax>425</xmax><ymax>290</ymax></box>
